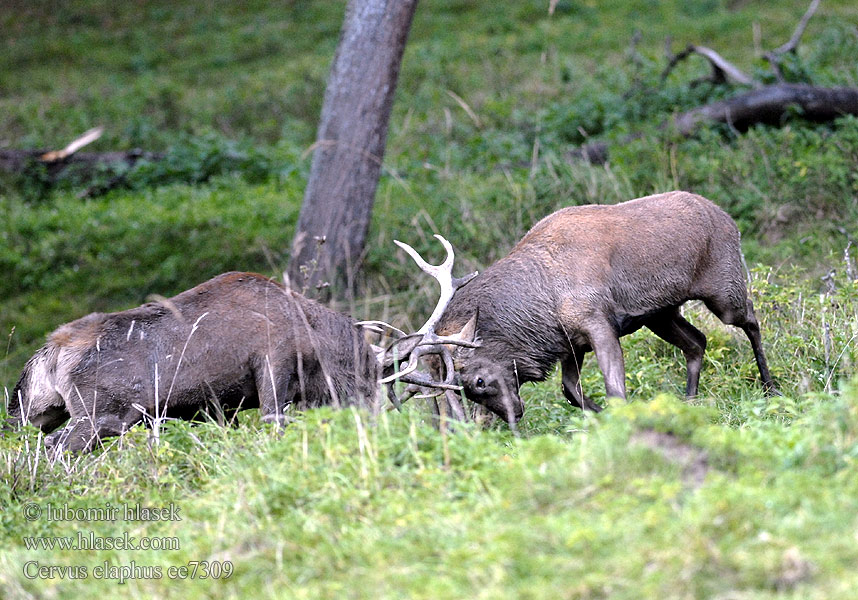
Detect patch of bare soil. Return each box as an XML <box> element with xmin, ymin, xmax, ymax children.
<box><xmin>630</xmin><ymin>429</ymin><xmax>710</xmax><ymax>490</ymax></box>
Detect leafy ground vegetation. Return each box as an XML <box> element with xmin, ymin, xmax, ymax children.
<box><xmin>3</xmin><ymin>0</ymin><xmax>858</xmax><ymax>597</ymax></box>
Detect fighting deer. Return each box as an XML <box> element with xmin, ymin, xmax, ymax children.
<box><xmin>368</xmin><ymin>235</ymin><xmax>479</xmax><ymax>423</ymax></box>
<box><xmin>7</xmin><ymin>271</ymin><xmax>440</xmax><ymax>453</ymax></box>
<box><xmin>389</xmin><ymin>191</ymin><xmax>777</xmax><ymax>424</ymax></box>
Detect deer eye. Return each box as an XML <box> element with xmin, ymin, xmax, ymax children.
<box><xmin>475</xmin><ymin>377</ymin><xmax>485</xmax><ymax>389</ymax></box>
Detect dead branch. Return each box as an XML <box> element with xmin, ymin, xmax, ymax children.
<box><xmin>693</xmin><ymin>46</ymin><xmax>758</xmax><ymax>87</ymax></box>
<box><xmin>661</xmin><ymin>41</ymin><xmax>757</xmax><ymax>87</ymax></box>
<box><xmin>770</xmin><ymin>0</ymin><xmax>820</xmax><ymax>56</ymax></box>
<box><xmin>569</xmin><ymin>2</ymin><xmax>851</xmax><ymax>165</ymax></box>
<box><xmin>39</xmin><ymin>127</ymin><xmax>103</xmax><ymax>161</ymax></box>
<box><xmin>763</xmin><ymin>0</ymin><xmax>821</xmax><ymax>82</ymax></box>
<box><xmin>662</xmin><ymin>0</ymin><xmax>820</xmax><ymax>87</ymax></box>
<box><xmin>0</xmin><ymin>147</ymin><xmax>161</xmax><ymax>173</ymax></box>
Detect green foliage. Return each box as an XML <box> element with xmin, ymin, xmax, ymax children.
<box><xmin>119</xmin><ymin>133</ymin><xmax>279</xmax><ymax>189</ymax></box>
<box><xmin>6</xmin><ymin>133</ymin><xmax>295</xmax><ymax>203</ymax></box>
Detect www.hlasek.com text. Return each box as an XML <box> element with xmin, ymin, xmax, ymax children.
<box><xmin>23</xmin><ymin>531</ymin><xmax>180</xmax><ymax>551</ymax></box>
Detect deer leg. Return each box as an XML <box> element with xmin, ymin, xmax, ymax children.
<box><xmin>705</xmin><ymin>297</ymin><xmax>778</xmax><ymax>395</ymax></box>
<box><xmin>587</xmin><ymin>326</ymin><xmax>626</xmax><ymax>400</ymax></box>
<box><xmin>739</xmin><ymin>313</ymin><xmax>778</xmax><ymax>395</ymax></box>
<box><xmin>560</xmin><ymin>348</ymin><xmax>602</xmax><ymax>411</ymax></box>
<box><xmin>645</xmin><ymin>308</ymin><xmax>707</xmax><ymax>397</ymax></box>
<box><xmin>44</xmin><ymin>428</ymin><xmax>68</xmax><ymax>450</ymax></box>
<box><xmin>258</xmin><ymin>389</ymin><xmax>293</xmax><ymax>427</ymax></box>
<box><xmin>256</xmin><ymin>361</ymin><xmax>295</xmax><ymax>427</ymax></box>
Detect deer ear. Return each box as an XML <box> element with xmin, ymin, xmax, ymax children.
<box><xmin>444</xmin><ymin>309</ymin><xmax>479</xmax><ymax>357</ymax></box>
<box><xmin>457</xmin><ymin>310</ymin><xmax>478</xmax><ymax>344</ymax></box>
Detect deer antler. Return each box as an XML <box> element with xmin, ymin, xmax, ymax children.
<box><xmin>355</xmin><ymin>320</ymin><xmax>408</xmax><ymax>338</ymax></box>
<box><xmin>379</xmin><ymin>235</ymin><xmax>477</xmax><ymax>387</ymax></box>
<box><xmin>379</xmin><ymin>235</ymin><xmax>478</xmax><ymax>425</ymax></box>
<box><xmin>393</xmin><ymin>235</ymin><xmax>477</xmax><ymax>334</ymax></box>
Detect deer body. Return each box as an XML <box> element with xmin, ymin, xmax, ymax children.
<box><xmin>8</xmin><ymin>272</ymin><xmax>380</xmax><ymax>451</ymax></box>
<box><xmin>436</xmin><ymin>191</ymin><xmax>775</xmax><ymax>422</ymax></box>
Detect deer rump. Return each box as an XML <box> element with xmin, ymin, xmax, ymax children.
<box><xmin>7</xmin><ymin>272</ymin><xmax>379</xmax><ymax>452</ymax></box>
<box><xmin>426</xmin><ymin>191</ymin><xmax>776</xmax><ymax>423</ymax></box>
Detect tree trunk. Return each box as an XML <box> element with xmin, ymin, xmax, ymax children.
<box><xmin>289</xmin><ymin>0</ymin><xmax>419</xmax><ymax>299</ymax></box>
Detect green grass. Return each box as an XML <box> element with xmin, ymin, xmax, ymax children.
<box><xmin>4</xmin><ymin>385</ymin><xmax>858</xmax><ymax>598</ymax></box>
<box><xmin>4</xmin><ymin>0</ymin><xmax>858</xmax><ymax>597</ymax></box>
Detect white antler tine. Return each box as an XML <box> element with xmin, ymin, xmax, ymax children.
<box><xmin>394</xmin><ymin>240</ymin><xmax>435</xmax><ymax>275</ymax></box>
<box><xmin>433</xmin><ymin>234</ymin><xmax>455</xmax><ymax>271</ymax></box>
<box><xmin>394</xmin><ymin>236</ymin><xmax>457</xmax><ymax>335</ymax></box>
<box><xmin>355</xmin><ymin>320</ymin><xmax>408</xmax><ymax>338</ymax></box>
<box><xmin>379</xmin><ymin>353</ymin><xmax>421</xmax><ymax>384</ymax></box>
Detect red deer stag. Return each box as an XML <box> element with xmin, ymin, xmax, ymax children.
<box><xmin>389</xmin><ymin>191</ymin><xmax>777</xmax><ymax>424</ymax></box>
<box><xmin>7</xmin><ymin>272</ymin><xmax>406</xmax><ymax>452</ymax></box>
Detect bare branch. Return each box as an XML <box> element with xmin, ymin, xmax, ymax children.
<box><xmin>661</xmin><ymin>42</ymin><xmax>757</xmax><ymax>87</ymax></box>
<box><xmin>660</xmin><ymin>38</ymin><xmax>693</xmax><ymax>83</ymax></box>
<box><xmin>771</xmin><ymin>0</ymin><xmax>820</xmax><ymax>56</ymax></box>
<box><xmin>763</xmin><ymin>0</ymin><xmax>821</xmax><ymax>82</ymax></box>
<box><xmin>40</xmin><ymin>127</ymin><xmax>104</xmax><ymax>162</ymax></box>
<box><xmin>692</xmin><ymin>46</ymin><xmax>758</xmax><ymax>86</ymax></box>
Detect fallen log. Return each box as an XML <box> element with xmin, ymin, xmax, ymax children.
<box><xmin>0</xmin><ymin>128</ymin><xmax>163</xmax><ymax>197</ymax></box>
<box><xmin>672</xmin><ymin>83</ymin><xmax>858</xmax><ymax>136</ymax></box>
<box><xmin>0</xmin><ymin>126</ymin><xmax>160</xmax><ymax>184</ymax></box>
<box><xmin>570</xmin><ymin>84</ymin><xmax>858</xmax><ymax>165</ymax></box>
<box><xmin>0</xmin><ymin>147</ymin><xmax>162</xmax><ymax>174</ymax></box>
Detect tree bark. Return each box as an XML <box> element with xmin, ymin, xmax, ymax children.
<box><xmin>289</xmin><ymin>0</ymin><xmax>419</xmax><ymax>298</ymax></box>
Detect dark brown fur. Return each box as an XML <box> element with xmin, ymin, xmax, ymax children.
<box><xmin>437</xmin><ymin>191</ymin><xmax>776</xmax><ymax>423</ymax></box>
<box><xmin>8</xmin><ymin>272</ymin><xmax>380</xmax><ymax>451</ymax></box>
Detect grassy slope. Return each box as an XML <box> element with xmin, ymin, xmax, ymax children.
<box><xmin>3</xmin><ymin>0</ymin><xmax>858</xmax><ymax>597</ymax></box>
